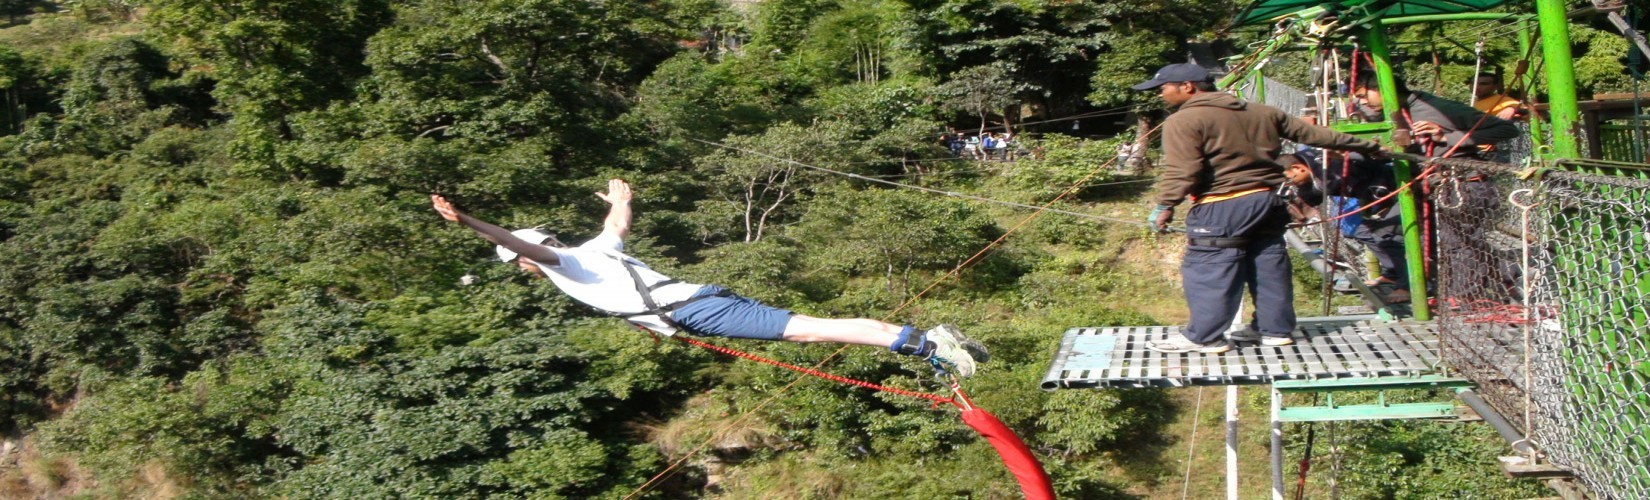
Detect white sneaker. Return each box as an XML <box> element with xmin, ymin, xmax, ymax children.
<box><xmin>1260</xmin><ymin>336</ymin><xmax>1294</xmax><ymax>347</ymax></box>
<box><xmin>924</xmin><ymin>325</ymin><xmax>986</xmax><ymax>378</ymax></box>
<box><xmin>1148</xmin><ymin>334</ymin><xmax>1230</xmax><ymax>354</ymax></box>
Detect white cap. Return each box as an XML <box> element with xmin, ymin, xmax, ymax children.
<box><xmin>497</xmin><ymin>228</ymin><xmax>553</xmax><ymax>262</ymax></box>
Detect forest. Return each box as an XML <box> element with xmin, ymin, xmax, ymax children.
<box><xmin>0</xmin><ymin>0</ymin><xmax>1640</xmax><ymax>497</ymax></box>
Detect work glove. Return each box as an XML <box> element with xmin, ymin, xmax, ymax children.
<box><xmin>1148</xmin><ymin>204</ymin><xmax>1174</xmax><ymax>233</ymax></box>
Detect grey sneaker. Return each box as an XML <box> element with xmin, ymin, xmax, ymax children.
<box><xmin>1229</xmin><ymin>327</ymin><xmax>1294</xmax><ymax>347</ymax></box>
<box><xmin>1227</xmin><ymin>327</ymin><xmax>1262</xmax><ymax>343</ymax></box>
<box><xmin>924</xmin><ymin>324</ymin><xmax>986</xmax><ymax>377</ymax></box>
<box><xmin>1148</xmin><ymin>334</ymin><xmax>1230</xmax><ymax>354</ymax></box>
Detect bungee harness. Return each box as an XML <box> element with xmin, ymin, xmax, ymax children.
<box><xmin>605</xmin><ymin>253</ymin><xmax>730</xmax><ymax>334</ymax></box>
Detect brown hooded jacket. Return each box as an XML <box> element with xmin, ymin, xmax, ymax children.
<box><xmin>1156</xmin><ymin>92</ymin><xmax>1381</xmax><ymax>207</ymax></box>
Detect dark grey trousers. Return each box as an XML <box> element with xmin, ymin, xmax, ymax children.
<box><xmin>1181</xmin><ymin>192</ymin><xmax>1295</xmax><ymax>345</ymax></box>
<box><xmin>1351</xmin><ymin>205</ymin><xmax>1408</xmax><ymax>288</ymax></box>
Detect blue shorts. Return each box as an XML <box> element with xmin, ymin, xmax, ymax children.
<box><xmin>670</xmin><ymin>286</ymin><xmax>793</xmax><ymax>340</ymax></box>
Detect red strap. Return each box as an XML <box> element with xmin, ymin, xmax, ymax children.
<box><xmin>671</xmin><ymin>338</ymin><xmax>1056</xmax><ymax>498</ymax></box>
<box><xmin>960</xmin><ymin>407</ymin><xmax>1057</xmax><ymax>500</ymax></box>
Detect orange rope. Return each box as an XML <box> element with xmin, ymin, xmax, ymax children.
<box><xmin>674</xmin><ymin>336</ymin><xmax>962</xmax><ymax>408</ymax></box>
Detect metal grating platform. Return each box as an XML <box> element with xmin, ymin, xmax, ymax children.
<box><xmin>1041</xmin><ymin>316</ymin><xmax>1441</xmax><ymax>389</ymax></box>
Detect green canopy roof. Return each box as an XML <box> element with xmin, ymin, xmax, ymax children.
<box><xmin>1233</xmin><ymin>0</ymin><xmax>1515</xmax><ymax>27</ymax></box>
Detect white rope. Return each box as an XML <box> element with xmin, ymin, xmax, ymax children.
<box><xmin>1470</xmin><ymin>38</ymin><xmax>1486</xmax><ymax>102</ymax></box>
<box><xmin>1182</xmin><ymin>386</ymin><xmax>1207</xmax><ymax>500</ymax></box>
<box><xmin>1511</xmin><ymin>188</ymin><xmax>1541</xmax><ymax>461</ymax></box>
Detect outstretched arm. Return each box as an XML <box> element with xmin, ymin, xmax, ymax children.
<box><xmin>1279</xmin><ymin>113</ymin><xmax>1383</xmax><ymax>155</ymax></box>
<box><xmin>595</xmin><ymin>178</ymin><xmax>632</xmax><ymax>239</ymax></box>
<box><xmin>431</xmin><ymin>194</ymin><xmax>561</xmax><ymax>266</ymax></box>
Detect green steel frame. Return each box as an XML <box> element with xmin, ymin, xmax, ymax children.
<box><xmin>1272</xmin><ymin>375</ymin><xmax>1476</xmax><ymax>422</ymax></box>
<box><xmin>1225</xmin><ymin>2</ymin><xmax>1646</xmax><ymax>496</ymax></box>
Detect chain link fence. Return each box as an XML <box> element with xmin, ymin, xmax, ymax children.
<box><xmin>1432</xmin><ymin>160</ymin><xmax>1650</xmax><ymax>499</ymax></box>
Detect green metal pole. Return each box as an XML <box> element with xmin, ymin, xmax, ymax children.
<box><xmin>1536</xmin><ymin>0</ymin><xmax>1581</xmax><ymax>158</ymax></box>
<box><xmin>1519</xmin><ymin>19</ymin><xmax>1547</xmax><ymax>152</ymax></box>
<box><xmin>1381</xmin><ymin>13</ymin><xmax>1530</xmax><ymax>26</ymax></box>
<box><xmin>1218</xmin><ymin>30</ymin><xmax>1296</xmax><ymax>90</ymax></box>
<box><xmin>1365</xmin><ymin>26</ymin><xmax>1431</xmax><ymax>321</ymax></box>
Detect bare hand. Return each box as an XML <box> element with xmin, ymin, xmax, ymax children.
<box><xmin>431</xmin><ymin>194</ymin><xmax>461</xmax><ymax>222</ymax></box>
<box><xmin>1411</xmin><ymin>121</ymin><xmax>1446</xmax><ymax>143</ymax></box>
<box><xmin>595</xmin><ymin>178</ymin><xmax>632</xmax><ymax>205</ymax></box>
<box><xmin>1391</xmin><ymin>128</ymin><xmax>1414</xmax><ymax>149</ymax></box>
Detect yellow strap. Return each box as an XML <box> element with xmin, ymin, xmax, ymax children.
<box><xmin>1193</xmin><ymin>186</ymin><xmax>1270</xmax><ymax>205</ymax></box>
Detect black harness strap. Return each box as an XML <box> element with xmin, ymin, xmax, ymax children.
<box><xmin>611</xmin><ymin>255</ymin><xmax>728</xmax><ymax>333</ymax></box>
<box><xmin>893</xmin><ymin>333</ymin><xmax>927</xmax><ymax>356</ymax></box>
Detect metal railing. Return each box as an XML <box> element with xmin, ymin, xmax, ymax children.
<box><xmin>1431</xmin><ymin>158</ymin><xmax>1650</xmax><ymax>498</ymax></box>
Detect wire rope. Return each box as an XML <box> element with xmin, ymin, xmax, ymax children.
<box><xmin>1181</xmin><ymin>387</ymin><xmax>1207</xmax><ymax>500</ymax></box>
<box><xmin>693</xmin><ymin>138</ymin><xmax>1164</xmax><ymax>228</ymax></box>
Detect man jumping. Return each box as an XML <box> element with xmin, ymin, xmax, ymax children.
<box><xmin>430</xmin><ymin>179</ymin><xmax>987</xmax><ymax>377</ymax></box>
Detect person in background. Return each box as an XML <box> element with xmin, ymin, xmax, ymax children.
<box><xmin>1354</xmin><ymin>69</ymin><xmax>1519</xmax><ymax>303</ymax></box>
<box><xmin>1275</xmin><ymin>153</ymin><xmax>1322</xmax><ymax>223</ymax></box>
<box><xmin>1297</xmin><ymin>149</ymin><xmax>1411</xmax><ymax>303</ymax></box>
<box><xmin>1353</xmin><ymin>70</ymin><xmax>1520</xmax><ymax>158</ymax></box>
<box><xmin>430</xmin><ymin>179</ymin><xmax>988</xmax><ymax>377</ymax></box>
<box><xmin>1471</xmin><ymin>73</ymin><xmax>1526</xmax><ymax>122</ymax></box>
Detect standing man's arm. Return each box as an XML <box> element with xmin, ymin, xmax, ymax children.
<box><xmin>595</xmin><ymin>178</ymin><xmax>633</xmax><ymax>240</ymax></box>
<box><xmin>1154</xmin><ymin>118</ymin><xmax>1205</xmax><ymax>208</ymax></box>
<box><xmin>1277</xmin><ymin>113</ymin><xmax>1383</xmax><ymax>154</ymax></box>
<box><xmin>1148</xmin><ymin>118</ymin><xmax>1205</xmax><ymax>231</ymax></box>
<box><xmin>431</xmin><ymin>194</ymin><xmax>561</xmax><ymax>266</ymax></box>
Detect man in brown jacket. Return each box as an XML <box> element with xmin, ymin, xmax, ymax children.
<box><xmin>1136</xmin><ymin>63</ymin><xmax>1383</xmax><ymax>353</ymax></box>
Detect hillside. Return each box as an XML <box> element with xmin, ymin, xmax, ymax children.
<box><xmin>0</xmin><ymin>1</ymin><xmax>1596</xmax><ymax>497</ymax></box>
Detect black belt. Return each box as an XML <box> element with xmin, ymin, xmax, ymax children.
<box><xmin>1187</xmin><ymin>237</ymin><xmax>1250</xmax><ymax>248</ymax></box>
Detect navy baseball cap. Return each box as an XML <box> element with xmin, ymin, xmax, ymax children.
<box><xmin>1132</xmin><ymin>63</ymin><xmax>1214</xmax><ymax>91</ymax></box>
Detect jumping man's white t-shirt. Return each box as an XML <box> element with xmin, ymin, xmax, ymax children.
<box><xmin>530</xmin><ymin>231</ymin><xmax>705</xmax><ymax>335</ymax></box>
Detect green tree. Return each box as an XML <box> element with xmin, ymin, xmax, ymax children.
<box><xmin>0</xmin><ymin>0</ymin><xmax>45</xmax><ymax>24</ymax></box>
<box><xmin>795</xmin><ymin>0</ymin><xmax>919</xmax><ymax>85</ymax></box>
<box><xmin>936</xmin><ymin>64</ymin><xmax>1021</xmax><ymax>135</ymax></box>
<box><xmin>793</xmin><ymin>186</ymin><xmax>998</xmax><ymax>296</ymax></box>
<box><xmin>61</xmin><ymin>0</ymin><xmax>138</xmax><ymax>22</ymax></box>
<box><xmin>0</xmin><ymin>45</ymin><xmax>33</xmax><ymax>135</ymax></box>
<box><xmin>146</xmin><ymin>0</ymin><xmax>393</xmax><ymax>177</ymax></box>
<box><xmin>751</xmin><ymin>0</ymin><xmax>838</xmax><ymax>54</ymax></box>
<box><xmin>689</xmin><ymin>121</ymin><xmax>881</xmax><ymax>244</ymax></box>
<box><xmin>45</xmin><ymin>38</ymin><xmax>177</xmax><ymax>157</ymax></box>
<box><xmin>1083</xmin><ymin>0</ymin><xmax>1238</xmax><ymax>108</ymax></box>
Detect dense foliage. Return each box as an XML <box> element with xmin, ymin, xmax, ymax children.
<box><xmin>2</xmin><ymin>0</ymin><xmax>1634</xmax><ymax>497</ymax></box>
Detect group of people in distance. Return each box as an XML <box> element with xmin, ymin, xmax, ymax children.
<box><xmin>427</xmin><ymin>60</ymin><xmax>1522</xmax><ymax>373</ymax></box>
<box><xmin>941</xmin><ymin>130</ymin><xmax>1019</xmax><ymax>161</ymax></box>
